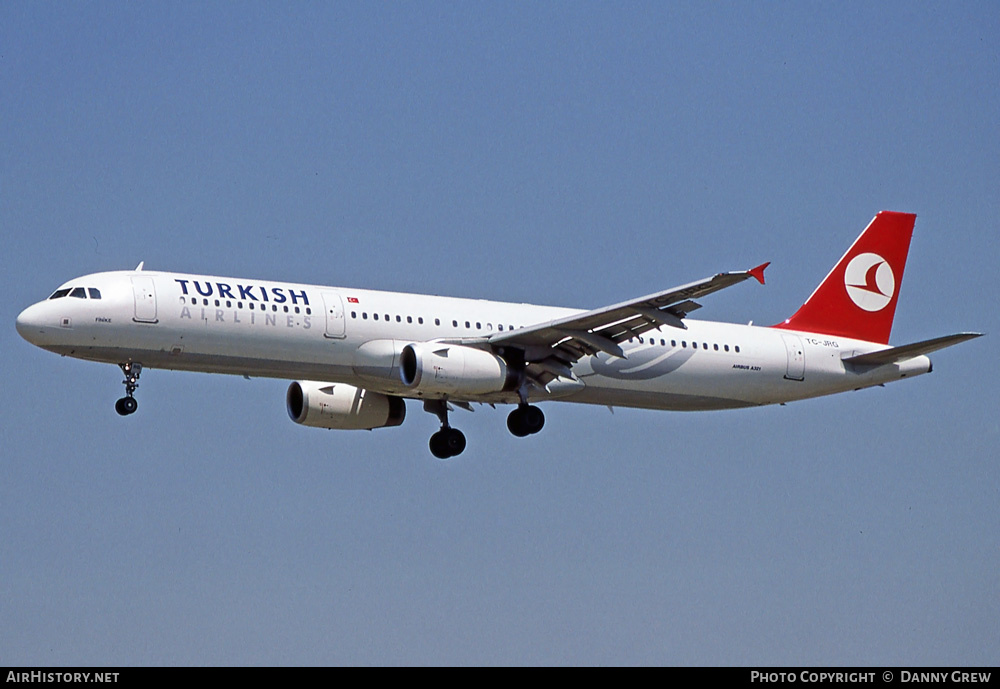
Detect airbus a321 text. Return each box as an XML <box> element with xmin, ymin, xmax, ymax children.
<box><xmin>17</xmin><ymin>212</ymin><xmax>980</xmax><ymax>458</ymax></box>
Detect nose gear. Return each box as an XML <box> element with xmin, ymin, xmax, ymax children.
<box><xmin>115</xmin><ymin>361</ymin><xmax>142</xmax><ymax>416</ymax></box>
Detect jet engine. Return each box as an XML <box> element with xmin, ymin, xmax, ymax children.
<box><xmin>286</xmin><ymin>381</ymin><xmax>406</xmax><ymax>430</ymax></box>
<box><xmin>399</xmin><ymin>343</ymin><xmax>517</xmax><ymax>396</ymax></box>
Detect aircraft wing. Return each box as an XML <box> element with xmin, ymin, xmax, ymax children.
<box><xmin>842</xmin><ymin>332</ymin><xmax>983</xmax><ymax>367</ymax></box>
<box><xmin>481</xmin><ymin>263</ymin><xmax>769</xmax><ymax>386</ymax></box>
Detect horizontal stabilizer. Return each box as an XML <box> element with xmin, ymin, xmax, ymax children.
<box><xmin>842</xmin><ymin>332</ymin><xmax>982</xmax><ymax>367</ymax></box>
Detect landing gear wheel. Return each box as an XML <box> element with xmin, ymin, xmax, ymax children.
<box><xmin>507</xmin><ymin>404</ymin><xmax>545</xmax><ymax>437</ymax></box>
<box><xmin>430</xmin><ymin>430</ymin><xmax>449</xmax><ymax>458</ymax></box>
<box><xmin>522</xmin><ymin>405</ymin><xmax>544</xmax><ymax>434</ymax></box>
<box><xmin>430</xmin><ymin>427</ymin><xmax>466</xmax><ymax>459</ymax></box>
<box><xmin>507</xmin><ymin>408</ymin><xmax>530</xmax><ymax>437</ymax></box>
<box><xmin>115</xmin><ymin>396</ymin><xmax>138</xmax><ymax>416</ymax></box>
<box><xmin>444</xmin><ymin>427</ymin><xmax>466</xmax><ymax>456</ymax></box>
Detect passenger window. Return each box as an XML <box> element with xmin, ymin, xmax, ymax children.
<box><xmin>374</xmin><ymin>313</ymin><xmax>379</xmax><ymax>320</ymax></box>
<box><xmin>70</xmin><ymin>287</ymin><xmax>87</xmax><ymax>299</ymax></box>
<box><xmin>407</xmin><ymin>316</ymin><xmax>412</xmax><ymax>323</ymax></box>
<box><xmin>499</xmin><ymin>324</ymin><xmax>504</xmax><ymax>331</ymax></box>
<box><xmin>435</xmin><ymin>318</ymin><xmax>440</xmax><ymax>326</ymax></box>
<box><xmin>418</xmin><ymin>317</ymin><xmax>424</xmax><ymax>324</ymax></box>
<box><xmin>88</xmin><ymin>288</ymin><xmax>102</xmax><ymax>299</ymax></box>
<box><xmin>735</xmin><ymin>346</ymin><xmax>741</xmax><ymax>353</ymax></box>
<box><xmin>396</xmin><ymin>315</ymin><xmax>402</xmax><ymax>323</ymax></box>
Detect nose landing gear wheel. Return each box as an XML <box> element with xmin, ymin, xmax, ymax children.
<box><xmin>115</xmin><ymin>396</ymin><xmax>138</xmax><ymax>416</ymax></box>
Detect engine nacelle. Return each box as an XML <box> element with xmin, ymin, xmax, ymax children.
<box><xmin>399</xmin><ymin>342</ymin><xmax>517</xmax><ymax>396</ymax></box>
<box><xmin>286</xmin><ymin>381</ymin><xmax>406</xmax><ymax>430</ymax></box>
<box><xmin>352</xmin><ymin>339</ymin><xmax>406</xmax><ymax>385</ymax></box>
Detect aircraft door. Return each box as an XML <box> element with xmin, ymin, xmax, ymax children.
<box><xmin>322</xmin><ymin>291</ymin><xmax>347</xmax><ymax>339</ymax></box>
<box><xmin>131</xmin><ymin>276</ymin><xmax>158</xmax><ymax>323</ymax></box>
<box><xmin>781</xmin><ymin>333</ymin><xmax>805</xmax><ymax>381</ymax></box>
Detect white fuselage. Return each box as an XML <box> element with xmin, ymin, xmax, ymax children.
<box><xmin>15</xmin><ymin>269</ymin><xmax>931</xmax><ymax>412</ymax></box>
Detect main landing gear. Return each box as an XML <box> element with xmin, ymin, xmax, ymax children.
<box><xmin>114</xmin><ymin>361</ymin><xmax>142</xmax><ymax>416</ymax></box>
<box><xmin>422</xmin><ymin>399</ymin><xmax>545</xmax><ymax>459</ymax></box>
<box><xmin>424</xmin><ymin>400</ymin><xmax>467</xmax><ymax>459</ymax></box>
<box><xmin>507</xmin><ymin>403</ymin><xmax>545</xmax><ymax>437</ymax></box>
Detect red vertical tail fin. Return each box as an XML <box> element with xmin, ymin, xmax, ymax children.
<box><xmin>772</xmin><ymin>211</ymin><xmax>915</xmax><ymax>344</ymax></box>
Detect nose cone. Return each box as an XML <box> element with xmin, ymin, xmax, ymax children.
<box><xmin>16</xmin><ymin>302</ymin><xmax>49</xmax><ymax>345</ymax></box>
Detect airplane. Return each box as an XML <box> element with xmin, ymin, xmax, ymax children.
<box><xmin>16</xmin><ymin>211</ymin><xmax>981</xmax><ymax>459</ymax></box>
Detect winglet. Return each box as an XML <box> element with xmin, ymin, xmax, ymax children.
<box><xmin>748</xmin><ymin>262</ymin><xmax>769</xmax><ymax>285</ymax></box>
<box><xmin>135</xmin><ymin>261</ymin><xmax>145</xmax><ymax>271</ymax></box>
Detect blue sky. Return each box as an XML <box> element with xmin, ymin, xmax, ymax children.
<box><xmin>2</xmin><ymin>2</ymin><xmax>997</xmax><ymax>665</ymax></box>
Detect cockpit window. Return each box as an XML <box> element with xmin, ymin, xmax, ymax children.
<box><xmin>48</xmin><ymin>288</ymin><xmax>71</xmax><ymax>300</ymax></box>
<box><xmin>88</xmin><ymin>288</ymin><xmax>101</xmax><ymax>299</ymax></box>
<box><xmin>69</xmin><ymin>287</ymin><xmax>87</xmax><ymax>299</ymax></box>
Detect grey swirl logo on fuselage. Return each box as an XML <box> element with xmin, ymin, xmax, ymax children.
<box><xmin>590</xmin><ymin>346</ymin><xmax>694</xmax><ymax>380</ymax></box>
